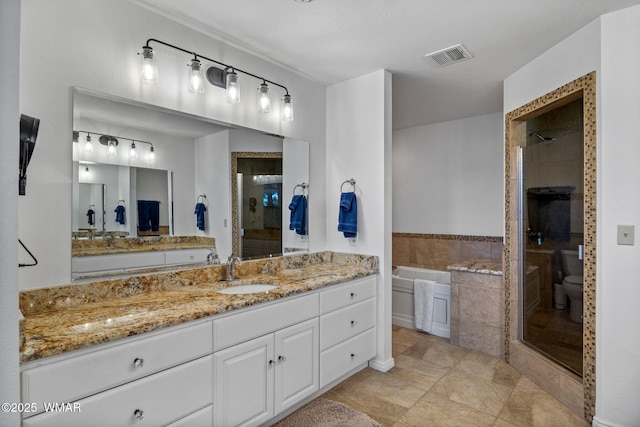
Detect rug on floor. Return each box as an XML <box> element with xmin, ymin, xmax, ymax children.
<box><xmin>274</xmin><ymin>398</ymin><xmax>381</xmax><ymax>427</ymax></box>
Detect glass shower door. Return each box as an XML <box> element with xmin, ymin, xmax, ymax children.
<box><xmin>519</xmin><ymin>98</ymin><xmax>584</xmax><ymax>376</ymax></box>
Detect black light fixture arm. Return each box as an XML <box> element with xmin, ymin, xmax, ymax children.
<box><xmin>144</xmin><ymin>38</ymin><xmax>290</xmax><ymax>96</ymax></box>
<box><xmin>76</xmin><ymin>130</ymin><xmax>155</xmax><ymax>150</ymax></box>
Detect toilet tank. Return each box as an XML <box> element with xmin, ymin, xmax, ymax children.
<box><xmin>561</xmin><ymin>249</ymin><xmax>583</xmax><ymax>276</ymax></box>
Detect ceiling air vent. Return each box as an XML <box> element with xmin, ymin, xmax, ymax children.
<box><xmin>424</xmin><ymin>44</ymin><xmax>472</xmax><ymax>67</ymax></box>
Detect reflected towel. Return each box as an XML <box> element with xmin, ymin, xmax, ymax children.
<box><xmin>337</xmin><ymin>192</ymin><xmax>357</xmax><ymax>238</ymax></box>
<box><xmin>137</xmin><ymin>200</ymin><xmax>160</xmax><ymax>232</ymax></box>
<box><xmin>288</xmin><ymin>194</ymin><xmax>307</xmax><ymax>235</ymax></box>
<box><xmin>194</xmin><ymin>202</ymin><xmax>207</xmax><ymax>231</ymax></box>
<box><xmin>86</xmin><ymin>209</ymin><xmax>95</xmax><ymax>226</ymax></box>
<box><xmin>414</xmin><ymin>279</ymin><xmax>436</xmax><ymax>333</ymax></box>
<box><xmin>114</xmin><ymin>205</ymin><xmax>126</xmax><ymax>225</ymax></box>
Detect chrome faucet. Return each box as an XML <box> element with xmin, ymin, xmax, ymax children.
<box><xmin>226</xmin><ymin>256</ymin><xmax>242</xmax><ymax>281</ymax></box>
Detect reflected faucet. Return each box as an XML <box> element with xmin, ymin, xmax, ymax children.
<box><xmin>226</xmin><ymin>256</ymin><xmax>242</xmax><ymax>281</ymax></box>
<box><xmin>207</xmin><ymin>247</ymin><xmax>220</xmax><ymax>265</ymax></box>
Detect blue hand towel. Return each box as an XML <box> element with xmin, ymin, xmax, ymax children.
<box><xmin>288</xmin><ymin>194</ymin><xmax>307</xmax><ymax>235</ymax></box>
<box><xmin>114</xmin><ymin>205</ymin><xmax>126</xmax><ymax>225</ymax></box>
<box><xmin>338</xmin><ymin>192</ymin><xmax>357</xmax><ymax>238</ymax></box>
<box><xmin>137</xmin><ymin>200</ymin><xmax>160</xmax><ymax>232</ymax></box>
<box><xmin>194</xmin><ymin>202</ymin><xmax>207</xmax><ymax>231</ymax></box>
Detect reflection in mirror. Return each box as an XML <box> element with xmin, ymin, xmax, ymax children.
<box><xmin>71</xmin><ymin>88</ymin><xmax>310</xmax><ymax>278</ymax></box>
<box><xmin>233</xmin><ymin>153</ymin><xmax>284</xmax><ymax>258</ymax></box>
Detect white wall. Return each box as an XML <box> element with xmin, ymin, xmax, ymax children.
<box><xmin>505</xmin><ymin>6</ymin><xmax>640</xmax><ymax>425</ymax></box>
<box><xmin>393</xmin><ymin>113</ymin><xmax>503</xmax><ymax>236</ymax></box>
<box><xmin>595</xmin><ymin>6</ymin><xmax>640</xmax><ymax>426</ymax></box>
<box><xmin>283</xmin><ymin>138</ymin><xmax>310</xmax><ymax>252</ymax></box>
<box><xmin>0</xmin><ymin>0</ymin><xmax>20</xmax><ymax>424</ymax></box>
<box><xmin>195</xmin><ymin>130</ymin><xmax>231</xmax><ymax>258</ymax></box>
<box><xmin>326</xmin><ymin>69</ymin><xmax>394</xmax><ymax>371</ymax></box>
<box><xmin>18</xmin><ymin>0</ymin><xmax>326</xmax><ymax>289</ymax></box>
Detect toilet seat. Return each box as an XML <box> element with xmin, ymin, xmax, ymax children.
<box><xmin>564</xmin><ymin>275</ymin><xmax>583</xmax><ymax>285</ymax></box>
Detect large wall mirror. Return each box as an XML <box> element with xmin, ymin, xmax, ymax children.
<box><xmin>72</xmin><ymin>88</ymin><xmax>309</xmax><ymax>277</ymax></box>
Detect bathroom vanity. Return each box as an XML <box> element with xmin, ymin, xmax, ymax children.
<box><xmin>19</xmin><ymin>252</ymin><xmax>378</xmax><ymax>426</ymax></box>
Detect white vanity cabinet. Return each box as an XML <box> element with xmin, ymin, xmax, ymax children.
<box><xmin>20</xmin><ymin>321</ymin><xmax>214</xmax><ymax>427</ymax></box>
<box><xmin>319</xmin><ymin>276</ymin><xmax>377</xmax><ymax>388</ymax></box>
<box><xmin>213</xmin><ymin>294</ymin><xmax>320</xmax><ymax>427</ymax></box>
<box><xmin>213</xmin><ymin>318</ymin><xmax>319</xmax><ymax>427</ymax></box>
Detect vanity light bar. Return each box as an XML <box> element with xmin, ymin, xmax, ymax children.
<box><xmin>75</xmin><ymin>130</ymin><xmax>156</xmax><ymax>161</ymax></box>
<box><xmin>138</xmin><ymin>38</ymin><xmax>293</xmax><ymax>122</ymax></box>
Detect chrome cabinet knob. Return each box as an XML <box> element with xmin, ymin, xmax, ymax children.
<box><xmin>133</xmin><ymin>358</ymin><xmax>144</xmax><ymax>368</ymax></box>
<box><xmin>268</xmin><ymin>359</ymin><xmax>275</xmax><ymax>367</ymax></box>
<box><xmin>350</xmin><ymin>353</ymin><xmax>355</xmax><ymax>358</ymax></box>
<box><xmin>134</xmin><ymin>409</ymin><xmax>144</xmax><ymax>420</ymax></box>
<box><xmin>350</xmin><ymin>292</ymin><xmax>356</xmax><ymax>298</ymax></box>
<box><xmin>350</xmin><ymin>320</ymin><xmax>356</xmax><ymax>326</ymax></box>
<box><xmin>278</xmin><ymin>355</ymin><xmax>286</xmax><ymax>362</ymax></box>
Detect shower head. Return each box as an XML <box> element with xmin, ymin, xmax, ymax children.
<box><xmin>529</xmin><ymin>130</ymin><xmax>557</xmax><ymax>143</ymax></box>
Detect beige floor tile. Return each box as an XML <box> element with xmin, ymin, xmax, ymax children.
<box><xmin>394</xmin><ymin>392</ymin><xmax>496</xmax><ymax>427</ymax></box>
<box><xmin>449</xmin><ymin>350</ymin><xmax>521</xmax><ymax>388</ymax></box>
<box><xmin>328</xmin><ymin>392</ymin><xmax>409</xmax><ymax>427</ymax></box>
<box><xmin>426</xmin><ymin>372</ymin><xmax>514</xmax><ymax>417</ymax></box>
<box><xmin>497</xmin><ymin>376</ymin><xmax>588</xmax><ymax>427</ymax></box>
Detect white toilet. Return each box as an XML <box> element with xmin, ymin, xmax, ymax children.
<box><xmin>560</xmin><ymin>249</ymin><xmax>583</xmax><ymax>323</ymax></box>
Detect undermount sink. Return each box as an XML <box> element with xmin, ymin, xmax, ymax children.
<box><xmin>217</xmin><ymin>284</ymin><xmax>277</xmax><ymax>295</ymax></box>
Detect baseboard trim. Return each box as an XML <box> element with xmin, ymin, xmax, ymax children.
<box><xmin>369</xmin><ymin>357</ymin><xmax>395</xmax><ymax>372</ymax></box>
<box><xmin>592</xmin><ymin>416</ymin><xmax>621</xmax><ymax>427</ymax></box>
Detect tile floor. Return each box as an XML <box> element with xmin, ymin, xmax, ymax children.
<box><xmin>321</xmin><ymin>325</ymin><xmax>588</xmax><ymax>426</ymax></box>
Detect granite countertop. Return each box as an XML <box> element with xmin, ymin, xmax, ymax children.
<box><xmin>72</xmin><ymin>236</ymin><xmax>215</xmax><ymax>256</ymax></box>
<box><xmin>447</xmin><ymin>258</ymin><xmax>503</xmax><ymax>276</ymax></box>
<box><xmin>20</xmin><ymin>252</ymin><xmax>378</xmax><ymax>363</ymax></box>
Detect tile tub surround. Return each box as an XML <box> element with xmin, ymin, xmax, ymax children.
<box><xmin>392</xmin><ymin>233</ymin><xmax>502</xmax><ymax>272</ymax></box>
<box><xmin>72</xmin><ymin>235</ymin><xmax>215</xmax><ymax>256</ymax></box>
<box><xmin>448</xmin><ymin>258</ymin><xmax>504</xmax><ymax>358</ymax></box>
<box><xmin>19</xmin><ymin>251</ymin><xmax>378</xmax><ymax>362</ymax></box>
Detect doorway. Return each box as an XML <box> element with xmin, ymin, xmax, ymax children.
<box><xmin>504</xmin><ymin>72</ymin><xmax>596</xmax><ymax>420</ymax></box>
<box><xmin>520</xmin><ymin>98</ymin><xmax>584</xmax><ymax>376</ymax></box>
<box><xmin>231</xmin><ymin>152</ymin><xmax>283</xmax><ymax>259</ymax></box>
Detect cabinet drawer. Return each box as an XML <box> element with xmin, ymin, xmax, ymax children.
<box><xmin>320</xmin><ymin>298</ymin><xmax>376</xmax><ymax>350</ymax></box>
<box><xmin>213</xmin><ymin>293</ymin><xmax>319</xmax><ymax>351</ymax></box>
<box><xmin>167</xmin><ymin>404</ymin><xmax>213</xmax><ymax>427</ymax></box>
<box><xmin>320</xmin><ymin>327</ymin><xmax>376</xmax><ymax>388</ymax></box>
<box><xmin>22</xmin><ymin>321</ymin><xmax>212</xmax><ymax>412</ymax></box>
<box><xmin>23</xmin><ymin>355</ymin><xmax>213</xmax><ymax>427</ymax></box>
<box><xmin>320</xmin><ymin>276</ymin><xmax>376</xmax><ymax>314</ymax></box>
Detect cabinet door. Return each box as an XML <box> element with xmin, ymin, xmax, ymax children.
<box><xmin>214</xmin><ymin>334</ymin><xmax>274</xmax><ymax>427</ymax></box>
<box><xmin>274</xmin><ymin>318</ymin><xmax>319</xmax><ymax>414</ymax></box>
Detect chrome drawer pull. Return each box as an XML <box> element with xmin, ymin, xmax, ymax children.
<box><xmin>134</xmin><ymin>409</ymin><xmax>144</xmax><ymax>420</ymax></box>
<box><xmin>133</xmin><ymin>358</ymin><xmax>144</xmax><ymax>368</ymax></box>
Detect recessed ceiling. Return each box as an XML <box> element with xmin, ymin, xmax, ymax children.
<box><xmin>134</xmin><ymin>0</ymin><xmax>640</xmax><ymax>130</ymax></box>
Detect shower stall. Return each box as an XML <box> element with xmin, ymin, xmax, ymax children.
<box><xmin>518</xmin><ymin>98</ymin><xmax>584</xmax><ymax>376</ymax></box>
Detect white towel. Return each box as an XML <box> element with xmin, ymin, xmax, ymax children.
<box><xmin>414</xmin><ymin>279</ymin><xmax>436</xmax><ymax>333</ymax></box>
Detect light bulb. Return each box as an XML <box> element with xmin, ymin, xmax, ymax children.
<box><xmin>281</xmin><ymin>94</ymin><xmax>294</xmax><ymax>122</ymax></box>
<box><xmin>139</xmin><ymin>46</ymin><xmax>158</xmax><ymax>84</ymax></box>
<box><xmin>148</xmin><ymin>146</ymin><xmax>156</xmax><ymax>161</ymax></box>
<box><xmin>226</xmin><ymin>70</ymin><xmax>240</xmax><ymax>104</ymax></box>
<box><xmin>188</xmin><ymin>58</ymin><xmax>204</xmax><ymax>94</ymax></box>
<box><xmin>258</xmin><ymin>82</ymin><xmax>271</xmax><ymax>113</ymax></box>
<box><xmin>129</xmin><ymin>142</ymin><xmax>137</xmax><ymax>159</ymax></box>
<box><xmin>107</xmin><ymin>139</ymin><xmax>117</xmax><ymax>156</ymax></box>
<box><xmin>83</xmin><ymin>134</ymin><xmax>94</xmax><ymax>152</ymax></box>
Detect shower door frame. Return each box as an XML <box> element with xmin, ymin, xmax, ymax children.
<box><xmin>504</xmin><ymin>72</ymin><xmax>597</xmax><ymax>421</ymax></box>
